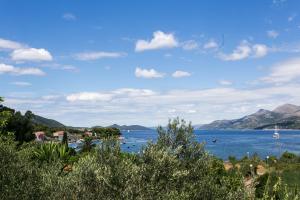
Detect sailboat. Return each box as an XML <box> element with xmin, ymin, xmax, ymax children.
<box><xmin>273</xmin><ymin>125</ymin><xmax>280</xmax><ymax>139</ymax></box>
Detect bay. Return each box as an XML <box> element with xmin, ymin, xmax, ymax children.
<box><xmin>119</xmin><ymin>129</ymin><xmax>300</xmax><ymax>160</ymax></box>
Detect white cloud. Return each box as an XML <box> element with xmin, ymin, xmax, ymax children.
<box><xmin>219</xmin><ymin>41</ymin><xmax>268</xmax><ymax>61</ymax></box>
<box><xmin>187</xmin><ymin>110</ymin><xmax>197</xmax><ymax>114</ymax></box>
<box><xmin>219</xmin><ymin>41</ymin><xmax>252</xmax><ymax>61</ymax></box>
<box><xmin>272</xmin><ymin>0</ymin><xmax>287</xmax><ymax>5</ymax></box>
<box><xmin>135</xmin><ymin>67</ymin><xmax>164</xmax><ymax>78</ymax></box>
<box><xmin>252</xmin><ymin>44</ymin><xmax>268</xmax><ymax>58</ymax></box>
<box><xmin>75</xmin><ymin>51</ymin><xmax>125</xmax><ymax>61</ymax></box>
<box><xmin>172</xmin><ymin>70</ymin><xmax>191</xmax><ymax>78</ymax></box>
<box><xmin>219</xmin><ymin>80</ymin><xmax>232</xmax><ymax>86</ymax></box>
<box><xmin>181</xmin><ymin>40</ymin><xmax>198</xmax><ymax>50</ymax></box>
<box><xmin>62</xmin><ymin>13</ymin><xmax>76</xmax><ymax>21</ymax></box>
<box><xmin>11</xmin><ymin>48</ymin><xmax>53</xmax><ymax>61</ymax></box>
<box><xmin>10</xmin><ymin>81</ymin><xmax>31</xmax><ymax>86</ymax></box>
<box><xmin>135</xmin><ymin>31</ymin><xmax>178</xmax><ymax>52</ymax></box>
<box><xmin>0</xmin><ymin>38</ymin><xmax>24</xmax><ymax>50</ymax></box>
<box><xmin>203</xmin><ymin>39</ymin><xmax>218</xmax><ymax>49</ymax></box>
<box><xmin>42</xmin><ymin>95</ymin><xmax>60</xmax><ymax>100</ymax></box>
<box><xmin>112</xmin><ymin>88</ymin><xmax>156</xmax><ymax>97</ymax></box>
<box><xmin>10</xmin><ymin>83</ymin><xmax>300</xmax><ymax>126</ymax></box>
<box><xmin>0</xmin><ymin>63</ymin><xmax>45</xmax><ymax>76</ymax></box>
<box><xmin>261</xmin><ymin>57</ymin><xmax>300</xmax><ymax>83</ymax></box>
<box><xmin>66</xmin><ymin>88</ymin><xmax>156</xmax><ymax>102</ymax></box>
<box><xmin>267</xmin><ymin>30</ymin><xmax>279</xmax><ymax>39</ymax></box>
<box><xmin>41</xmin><ymin>63</ymin><xmax>79</xmax><ymax>72</ymax></box>
<box><xmin>66</xmin><ymin>92</ymin><xmax>113</xmax><ymax>102</ymax></box>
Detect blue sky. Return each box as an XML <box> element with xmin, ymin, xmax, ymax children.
<box><xmin>1</xmin><ymin>0</ymin><xmax>300</xmax><ymax>126</ymax></box>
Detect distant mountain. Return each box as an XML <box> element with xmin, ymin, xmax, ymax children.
<box><xmin>200</xmin><ymin>104</ymin><xmax>300</xmax><ymax>130</ymax></box>
<box><xmin>107</xmin><ymin>124</ymin><xmax>151</xmax><ymax>130</ymax></box>
<box><xmin>32</xmin><ymin>114</ymin><xmax>65</xmax><ymax>128</ymax></box>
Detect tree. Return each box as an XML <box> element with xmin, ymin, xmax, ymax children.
<box><xmin>0</xmin><ymin>98</ymin><xmax>12</xmax><ymax>132</ymax></box>
<box><xmin>62</xmin><ymin>131</ymin><xmax>68</xmax><ymax>146</ymax></box>
<box><xmin>5</xmin><ymin>110</ymin><xmax>35</xmax><ymax>143</ymax></box>
<box><xmin>82</xmin><ymin>137</ymin><xmax>95</xmax><ymax>152</ymax></box>
<box><xmin>92</xmin><ymin>127</ymin><xmax>121</xmax><ymax>138</ymax></box>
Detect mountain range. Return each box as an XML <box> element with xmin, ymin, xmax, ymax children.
<box><xmin>33</xmin><ymin>115</ymin><xmax>151</xmax><ymax>130</ymax></box>
<box><xmin>103</xmin><ymin>124</ymin><xmax>150</xmax><ymax>130</ymax></box>
<box><xmin>200</xmin><ymin>104</ymin><xmax>300</xmax><ymax>130</ymax></box>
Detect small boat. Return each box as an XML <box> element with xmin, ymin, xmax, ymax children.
<box><xmin>127</xmin><ymin>130</ymin><xmax>130</xmax><ymax>133</ymax></box>
<box><xmin>212</xmin><ymin>139</ymin><xmax>217</xmax><ymax>143</ymax></box>
<box><xmin>273</xmin><ymin>125</ymin><xmax>280</xmax><ymax>139</ymax></box>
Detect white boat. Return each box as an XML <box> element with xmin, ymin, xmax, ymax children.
<box><xmin>127</xmin><ymin>130</ymin><xmax>130</xmax><ymax>133</ymax></box>
<box><xmin>273</xmin><ymin>125</ymin><xmax>280</xmax><ymax>139</ymax></box>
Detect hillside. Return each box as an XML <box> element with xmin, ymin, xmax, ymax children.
<box><xmin>200</xmin><ymin>104</ymin><xmax>300</xmax><ymax>130</ymax></box>
<box><xmin>107</xmin><ymin>124</ymin><xmax>151</xmax><ymax>130</ymax></box>
<box><xmin>32</xmin><ymin>114</ymin><xmax>65</xmax><ymax>128</ymax></box>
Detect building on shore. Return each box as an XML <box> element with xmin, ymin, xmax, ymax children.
<box><xmin>53</xmin><ymin>131</ymin><xmax>64</xmax><ymax>141</ymax></box>
<box><xmin>34</xmin><ymin>131</ymin><xmax>45</xmax><ymax>141</ymax></box>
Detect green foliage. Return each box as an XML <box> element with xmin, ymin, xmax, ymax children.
<box><xmin>280</xmin><ymin>151</ymin><xmax>298</xmax><ymax>164</ymax></box>
<box><xmin>33</xmin><ymin>142</ymin><xmax>72</xmax><ymax>163</ymax></box>
<box><xmin>62</xmin><ymin>131</ymin><xmax>68</xmax><ymax>145</ymax></box>
<box><xmin>2</xmin><ymin>109</ymin><xmax>35</xmax><ymax>142</ymax></box>
<box><xmin>229</xmin><ymin>155</ymin><xmax>238</xmax><ymax>167</ymax></box>
<box><xmin>81</xmin><ymin>136</ymin><xmax>95</xmax><ymax>152</ymax></box>
<box><xmin>92</xmin><ymin>127</ymin><xmax>121</xmax><ymax>138</ymax></box>
<box><xmin>0</xmin><ymin>135</ymin><xmax>43</xmax><ymax>200</ymax></box>
<box><xmin>0</xmin><ymin>117</ymin><xmax>247</xmax><ymax>199</ymax></box>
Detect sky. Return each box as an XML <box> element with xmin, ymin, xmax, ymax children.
<box><xmin>1</xmin><ymin>0</ymin><xmax>300</xmax><ymax>127</ymax></box>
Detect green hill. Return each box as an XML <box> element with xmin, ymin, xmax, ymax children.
<box><xmin>31</xmin><ymin>114</ymin><xmax>65</xmax><ymax>128</ymax></box>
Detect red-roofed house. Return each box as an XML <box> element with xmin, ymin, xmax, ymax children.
<box><xmin>53</xmin><ymin>131</ymin><xmax>64</xmax><ymax>141</ymax></box>
<box><xmin>34</xmin><ymin>131</ymin><xmax>45</xmax><ymax>141</ymax></box>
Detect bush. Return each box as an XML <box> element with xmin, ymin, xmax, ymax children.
<box><xmin>0</xmin><ymin>117</ymin><xmax>247</xmax><ymax>199</ymax></box>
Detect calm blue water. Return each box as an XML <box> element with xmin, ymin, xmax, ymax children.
<box><xmin>118</xmin><ymin>130</ymin><xmax>300</xmax><ymax>160</ymax></box>
<box><xmin>69</xmin><ymin>130</ymin><xmax>300</xmax><ymax>160</ymax></box>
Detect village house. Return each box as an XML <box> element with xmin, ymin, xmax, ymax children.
<box><xmin>53</xmin><ymin>131</ymin><xmax>64</xmax><ymax>141</ymax></box>
<box><xmin>34</xmin><ymin>131</ymin><xmax>45</xmax><ymax>142</ymax></box>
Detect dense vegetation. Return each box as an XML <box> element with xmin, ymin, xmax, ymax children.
<box><xmin>0</xmin><ymin>97</ymin><xmax>300</xmax><ymax>199</ymax></box>
<box><xmin>92</xmin><ymin>127</ymin><xmax>121</xmax><ymax>138</ymax></box>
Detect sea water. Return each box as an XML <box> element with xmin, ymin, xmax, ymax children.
<box><xmin>118</xmin><ymin>129</ymin><xmax>300</xmax><ymax>160</ymax></box>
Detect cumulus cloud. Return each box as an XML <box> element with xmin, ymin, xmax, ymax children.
<box><xmin>219</xmin><ymin>41</ymin><xmax>252</xmax><ymax>61</ymax></box>
<box><xmin>135</xmin><ymin>31</ymin><xmax>178</xmax><ymax>52</ymax></box>
<box><xmin>181</xmin><ymin>40</ymin><xmax>198</xmax><ymax>50</ymax></box>
<box><xmin>10</xmin><ymin>81</ymin><xmax>32</xmax><ymax>86</ymax></box>
<box><xmin>11</xmin><ymin>48</ymin><xmax>53</xmax><ymax>61</ymax></box>
<box><xmin>0</xmin><ymin>63</ymin><xmax>45</xmax><ymax>76</ymax></box>
<box><xmin>172</xmin><ymin>70</ymin><xmax>191</xmax><ymax>78</ymax></box>
<box><xmin>267</xmin><ymin>30</ymin><xmax>279</xmax><ymax>39</ymax></box>
<box><xmin>219</xmin><ymin>41</ymin><xmax>268</xmax><ymax>61</ymax></box>
<box><xmin>203</xmin><ymin>39</ymin><xmax>218</xmax><ymax>49</ymax></box>
<box><xmin>0</xmin><ymin>38</ymin><xmax>53</xmax><ymax>62</ymax></box>
<box><xmin>0</xmin><ymin>38</ymin><xmax>24</xmax><ymax>50</ymax></box>
<box><xmin>261</xmin><ymin>57</ymin><xmax>300</xmax><ymax>83</ymax></box>
<box><xmin>75</xmin><ymin>51</ymin><xmax>125</xmax><ymax>61</ymax></box>
<box><xmin>135</xmin><ymin>67</ymin><xmax>164</xmax><ymax>78</ymax></box>
<box><xmin>62</xmin><ymin>13</ymin><xmax>76</xmax><ymax>21</ymax></box>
